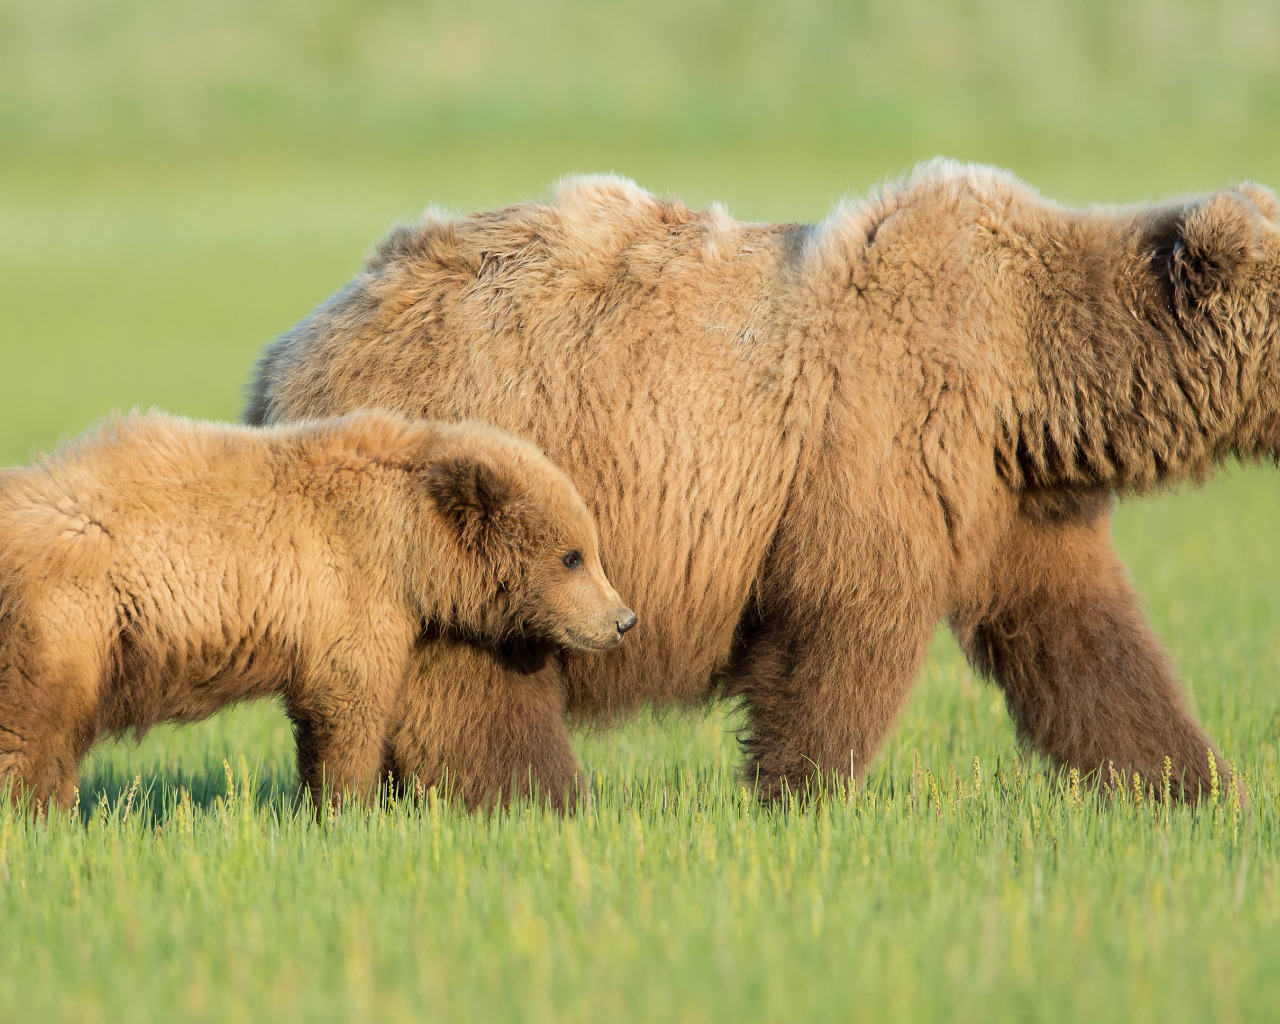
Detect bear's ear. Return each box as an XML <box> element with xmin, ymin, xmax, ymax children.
<box><xmin>424</xmin><ymin>455</ymin><xmax>513</xmax><ymax>550</ymax></box>
<box><xmin>1233</xmin><ymin>182</ymin><xmax>1279</xmax><ymax>224</ymax></box>
<box><xmin>1167</xmin><ymin>190</ymin><xmax>1269</xmax><ymax>303</ymax></box>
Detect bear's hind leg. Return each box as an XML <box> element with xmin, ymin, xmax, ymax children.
<box><xmin>951</xmin><ymin>508</ymin><xmax>1224</xmax><ymax>800</ymax></box>
<box><xmin>289</xmin><ymin>706</ymin><xmax>391</xmax><ymax>812</ymax></box>
<box><xmin>387</xmin><ymin>640</ymin><xmax>580</xmax><ymax>811</ymax></box>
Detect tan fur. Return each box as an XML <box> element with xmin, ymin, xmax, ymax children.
<box><xmin>247</xmin><ymin>161</ymin><xmax>1280</xmax><ymax>803</ymax></box>
<box><xmin>0</xmin><ymin>410</ymin><xmax>632</xmax><ymax>810</ymax></box>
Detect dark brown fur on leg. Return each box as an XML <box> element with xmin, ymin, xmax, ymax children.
<box><xmin>726</xmin><ymin>489</ymin><xmax>943</xmax><ymax>800</ymax></box>
<box><xmin>290</xmin><ymin>713</ymin><xmax>388</xmax><ymax>812</ymax></box>
<box><xmin>0</xmin><ymin>731</ymin><xmax>79</xmax><ymax>812</ymax></box>
<box><xmin>727</xmin><ymin>607</ymin><xmax>935</xmax><ymax>801</ymax></box>
<box><xmin>387</xmin><ymin>640</ymin><xmax>580</xmax><ymax>811</ymax></box>
<box><xmin>952</xmin><ymin>506</ymin><xmax>1225</xmax><ymax>800</ymax></box>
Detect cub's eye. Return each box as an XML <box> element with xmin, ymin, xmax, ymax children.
<box><xmin>562</xmin><ymin>550</ymin><xmax>583</xmax><ymax>570</ymax></box>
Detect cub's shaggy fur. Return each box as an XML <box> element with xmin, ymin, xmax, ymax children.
<box><xmin>0</xmin><ymin>410</ymin><xmax>632</xmax><ymax>809</ymax></box>
<box><xmin>248</xmin><ymin>161</ymin><xmax>1280</xmax><ymax>803</ymax></box>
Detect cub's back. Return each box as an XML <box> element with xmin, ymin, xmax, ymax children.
<box><xmin>0</xmin><ymin>415</ymin><xmax>304</xmax><ymax>593</ymax></box>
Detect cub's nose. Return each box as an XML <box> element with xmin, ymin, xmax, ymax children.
<box><xmin>616</xmin><ymin>609</ymin><xmax>638</xmax><ymax>636</ymax></box>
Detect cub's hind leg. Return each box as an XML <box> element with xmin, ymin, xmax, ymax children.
<box><xmin>0</xmin><ymin>622</ymin><xmax>103</xmax><ymax>812</ymax></box>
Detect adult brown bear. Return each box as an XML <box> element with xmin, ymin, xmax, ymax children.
<box><xmin>247</xmin><ymin>161</ymin><xmax>1280</xmax><ymax>805</ymax></box>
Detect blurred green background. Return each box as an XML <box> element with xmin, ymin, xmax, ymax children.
<box><xmin>3</xmin><ymin>0</ymin><xmax>1280</xmax><ymax>464</ymax></box>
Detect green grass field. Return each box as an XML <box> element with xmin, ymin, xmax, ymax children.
<box><xmin>2</xmin><ymin>2</ymin><xmax>1280</xmax><ymax>1020</ymax></box>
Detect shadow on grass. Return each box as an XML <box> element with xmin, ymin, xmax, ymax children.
<box><xmin>75</xmin><ymin>759</ymin><xmax>305</xmax><ymax>825</ymax></box>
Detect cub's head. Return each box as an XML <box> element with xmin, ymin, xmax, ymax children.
<box><xmin>424</xmin><ymin>426</ymin><xmax>635</xmax><ymax>651</ymax></box>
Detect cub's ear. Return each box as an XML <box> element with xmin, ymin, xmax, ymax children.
<box><xmin>424</xmin><ymin>455</ymin><xmax>512</xmax><ymax>550</ymax></box>
<box><xmin>1170</xmin><ymin>189</ymin><xmax>1270</xmax><ymax>302</ymax></box>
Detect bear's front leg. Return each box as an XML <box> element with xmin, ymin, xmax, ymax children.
<box><xmin>727</xmin><ymin>603</ymin><xmax>938</xmax><ymax>800</ymax></box>
<box><xmin>951</xmin><ymin>505</ymin><xmax>1226</xmax><ymax>800</ymax></box>
<box><xmin>386</xmin><ymin>639</ymin><xmax>580</xmax><ymax>811</ymax></box>
<box><xmin>725</xmin><ymin>508</ymin><xmax>944</xmax><ymax>800</ymax></box>
<box><xmin>0</xmin><ymin>726</ymin><xmax>83</xmax><ymax>812</ymax></box>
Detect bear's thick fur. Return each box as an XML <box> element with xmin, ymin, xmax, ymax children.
<box><xmin>0</xmin><ymin>410</ymin><xmax>632</xmax><ymax>809</ymax></box>
<box><xmin>247</xmin><ymin>161</ymin><xmax>1280</xmax><ymax>803</ymax></box>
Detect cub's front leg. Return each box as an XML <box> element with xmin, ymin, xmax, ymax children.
<box><xmin>287</xmin><ymin>641</ymin><xmax>404</xmax><ymax>813</ymax></box>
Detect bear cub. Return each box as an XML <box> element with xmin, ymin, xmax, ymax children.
<box><xmin>0</xmin><ymin>409</ymin><xmax>634</xmax><ymax>809</ymax></box>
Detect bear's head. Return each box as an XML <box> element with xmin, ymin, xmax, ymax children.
<box><xmin>1005</xmin><ymin>176</ymin><xmax>1280</xmax><ymax>488</ymax></box>
<box><xmin>1142</xmin><ymin>184</ymin><xmax>1280</xmax><ymax>456</ymax></box>
<box><xmin>423</xmin><ymin>427</ymin><xmax>636</xmax><ymax>652</ymax></box>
